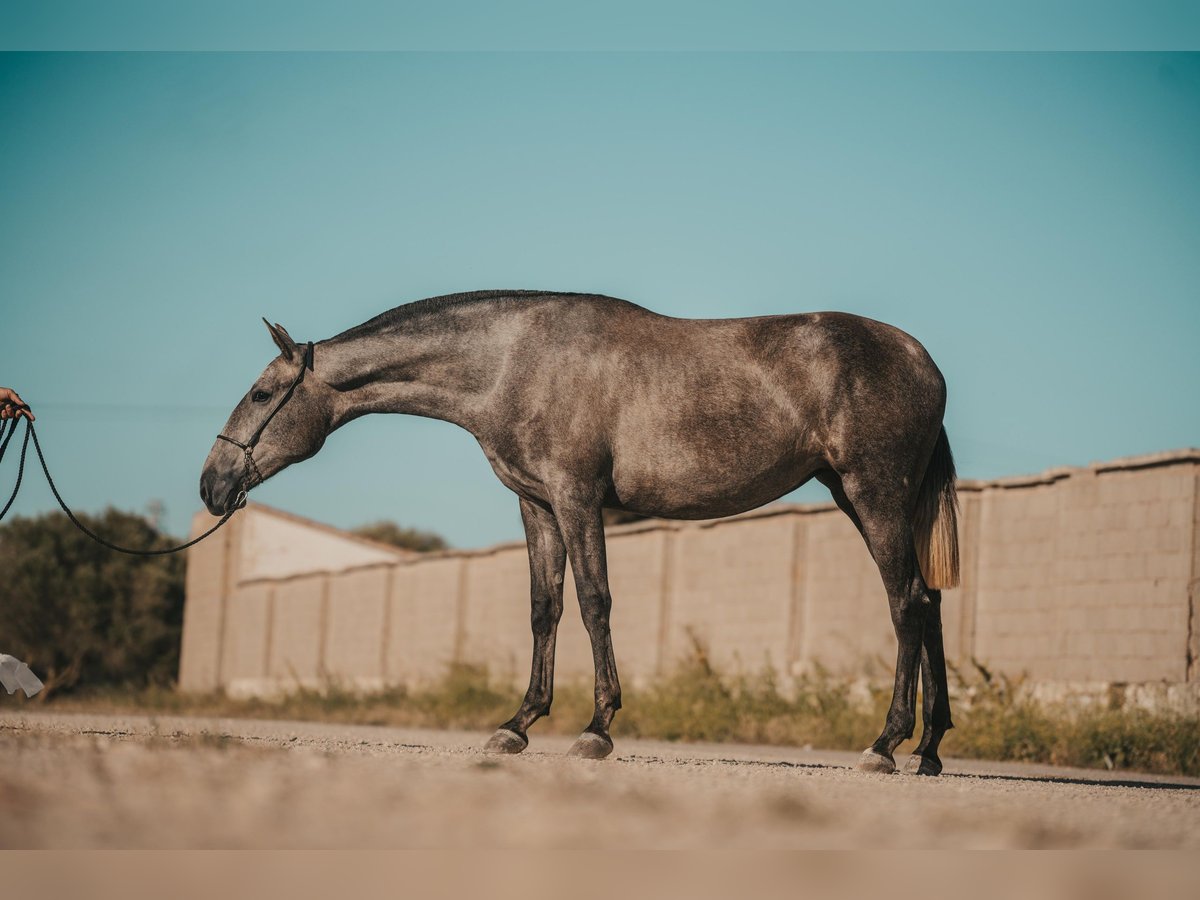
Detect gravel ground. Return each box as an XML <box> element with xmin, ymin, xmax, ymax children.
<box><xmin>2</xmin><ymin>710</ymin><xmax>1199</xmax><ymax>849</ymax></box>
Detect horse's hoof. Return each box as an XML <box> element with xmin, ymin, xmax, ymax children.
<box><xmin>566</xmin><ymin>732</ymin><xmax>613</xmax><ymax>760</ymax></box>
<box><xmin>483</xmin><ymin>728</ymin><xmax>528</xmax><ymax>754</ymax></box>
<box><xmin>856</xmin><ymin>748</ymin><xmax>896</xmax><ymax>774</ymax></box>
<box><xmin>903</xmin><ymin>753</ymin><xmax>943</xmax><ymax>776</ymax></box>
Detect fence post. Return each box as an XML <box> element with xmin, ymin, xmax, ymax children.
<box><xmin>213</xmin><ymin>513</ymin><xmax>241</xmax><ymax>690</ymax></box>
<box><xmin>956</xmin><ymin>489</ymin><xmax>984</xmax><ymax>666</ymax></box>
<box><xmin>379</xmin><ymin>565</ymin><xmax>396</xmax><ymax>682</ymax></box>
<box><xmin>316</xmin><ymin>573</ymin><xmax>331</xmax><ymax>679</ymax></box>
<box><xmin>655</xmin><ymin>528</ymin><xmax>678</xmax><ymax>675</ymax></box>
<box><xmin>1188</xmin><ymin>466</ymin><xmax>1200</xmax><ymax>682</ymax></box>
<box><xmin>785</xmin><ymin>514</ymin><xmax>809</xmax><ymax>674</ymax></box>
<box><xmin>452</xmin><ymin>557</ymin><xmax>470</xmax><ymax>664</ymax></box>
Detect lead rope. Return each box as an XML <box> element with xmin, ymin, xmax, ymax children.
<box><xmin>0</xmin><ymin>411</ymin><xmax>242</xmax><ymax>556</ymax></box>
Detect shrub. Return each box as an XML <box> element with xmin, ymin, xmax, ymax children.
<box><xmin>0</xmin><ymin>509</ymin><xmax>185</xmax><ymax>696</ymax></box>
<box><xmin>350</xmin><ymin>520</ymin><xmax>448</xmax><ymax>552</ymax></box>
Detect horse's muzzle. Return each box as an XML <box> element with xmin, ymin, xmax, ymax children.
<box><xmin>200</xmin><ymin>469</ymin><xmax>243</xmax><ymax>516</ymax></box>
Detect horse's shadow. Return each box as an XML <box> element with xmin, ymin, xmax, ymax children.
<box><xmin>617</xmin><ymin>753</ymin><xmax>1200</xmax><ymax>792</ymax></box>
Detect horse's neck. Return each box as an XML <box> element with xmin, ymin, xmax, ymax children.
<box><xmin>319</xmin><ymin>318</ymin><xmax>503</xmax><ymax>432</ymax></box>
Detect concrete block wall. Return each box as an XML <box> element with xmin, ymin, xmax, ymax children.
<box><xmin>663</xmin><ymin>514</ymin><xmax>798</xmax><ymax>675</ymax></box>
<box><xmin>969</xmin><ymin>459</ymin><xmax>1198</xmax><ymax>684</ymax></box>
<box><xmin>386</xmin><ymin>557</ymin><xmax>462</xmax><ymax>686</ymax></box>
<box><xmin>179</xmin><ymin>449</ymin><xmax>1200</xmax><ymax>700</ymax></box>
<box><xmin>267</xmin><ymin>574</ymin><xmax>326</xmax><ymax>685</ymax></box>
<box><xmin>325</xmin><ymin>567</ymin><xmax>390</xmax><ymax>687</ymax></box>
<box><xmin>798</xmin><ymin>510</ymin><xmax>893</xmax><ymax>677</ymax></box>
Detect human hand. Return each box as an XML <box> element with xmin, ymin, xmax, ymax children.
<box><xmin>0</xmin><ymin>387</ymin><xmax>34</xmax><ymax>421</ymax></box>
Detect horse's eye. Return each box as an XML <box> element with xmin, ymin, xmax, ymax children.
<box><xmin>251</xmin><ymin>390</ymin><xmax>272</xmax><ymax>403</ymax></box>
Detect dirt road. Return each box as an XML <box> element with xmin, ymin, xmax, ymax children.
<box><xmin>2</xmin><ymin>710</ymin><xmax>1198</xmax><ymax>849</ymax></box>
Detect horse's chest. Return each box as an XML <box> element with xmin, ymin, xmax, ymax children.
<box><xmin>477</xmin><ymin>441</ymin><xmax>548</xmax><ymax>501</ymax></box>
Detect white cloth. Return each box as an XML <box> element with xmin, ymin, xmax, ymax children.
<box><xmin>0</xmin><ymin>654</ymin><xmax>44</xmax><ymax>698</ymax></box>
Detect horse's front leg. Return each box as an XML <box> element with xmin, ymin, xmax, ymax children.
<box><xmin>484</xmin><ymin>498</ymin><xmax>566</xmax><ymax>754</ymax></box>
<box><xmin>551</xmin><ymin>487</ymin><xmax>621</xmax><ymax>760</ymax></box>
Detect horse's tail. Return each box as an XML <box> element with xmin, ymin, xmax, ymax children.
<box><xmin>913</xmin><ymin>426</ymin><xmax>960</xmax><ymax>590</ymax></box>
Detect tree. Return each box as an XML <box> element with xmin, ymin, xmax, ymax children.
<box><xmin>351</xmin><ymin>520</ymin><xmax>448</xmax><ymax>552</ymax></box>
<box><xmin>0</xmin><ymin>509</ymin><xmax>185</xmax><ymax>697</ymax></box>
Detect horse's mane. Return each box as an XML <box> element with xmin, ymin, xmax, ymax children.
<box><xmin>330</xmin><ymin>289</ymin><xmax>627</xmax><ymax>340</ymax></box>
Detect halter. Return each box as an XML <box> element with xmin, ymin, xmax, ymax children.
<box><xmin>216</xmin><ymin>341</ymin><xmax>313</xmax><ymax>509</ymax></box>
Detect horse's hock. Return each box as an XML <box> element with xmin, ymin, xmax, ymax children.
<box><xmin>179</xmin><ymin>448</ymin><xmax>1200</xmax><ymax>712</ymax></box>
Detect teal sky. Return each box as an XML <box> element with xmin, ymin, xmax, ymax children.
<box><xmin>3</xmin><ymin>2</ymin><xmax>1199</xmax><ymax>51</ymax></box>
<box><xmin>2</xmin><ymin>50</ymin><xmax>1198</xmax><ymax>546</ymax></box>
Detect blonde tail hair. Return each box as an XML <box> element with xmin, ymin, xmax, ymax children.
<box><xmin>913</xmin><ymin>427</ymin><xmax>960</xmax><ymax>589</ymax></box>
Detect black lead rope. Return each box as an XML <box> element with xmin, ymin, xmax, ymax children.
<box><xmin>0</xmin><ymin>342</ymin><xmax>313</xmax><ymax>555</ymax></box>
<box><xmin>0</xmin><ymin>414</ymin><xmax>238</xmax><ymax>555</ymax></box>
<box><xmin>0</xmin><ymin>414</ymin><xmax>29</xmax><ymax>522</ymax></box>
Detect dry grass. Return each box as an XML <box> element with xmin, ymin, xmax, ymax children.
<box><xmin>16</xmin><ymin>649</ymin><xmax>1199</xmax><ymax>778</ymax></box>
<box><xmin>939</xmin><ymin>662</ymin><xmax>1200</xmax><ymax>776</ymax></box>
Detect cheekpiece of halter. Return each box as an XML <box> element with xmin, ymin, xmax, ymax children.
<box><xmin>215</xmin><ymin>341</ymin><xmax>313</xmax><ymax>501</ymax></box>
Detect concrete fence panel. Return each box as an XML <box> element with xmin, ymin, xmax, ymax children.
<box><xmin>325</xmin><ymin>566</ymin><xmax>391</xmax><ymax>686</ymax></box>
<box><xmin>180</xmin><ymin>517</ymin><xmax>237</xmax><ymax>692</ymax></box>
<box><xmin>604</xmin><ymin>528</ymin><xmax>672</xmax><ymax>685</ymax></box>
<box><xmin>385</xmin><ymin>556</ymin><xmax>463</xmax><ymax>685</ymax></box>
<box><xmin>266</xmin><ymin>573</ymin><xmax>327</xmax><ymax>686</ymax></box>
<box><xmin>459</xmin><ymin>548</ymin><xmax>536</xmax><ymax>683</ymax></box>
<box><xmin>220</xmin><ymin>581</ymin><xmax>272</xmax><ymax>695</ymax></box>
<box><xmin>664</xmin><ymin>514</ymin><xmax>799</xmax><ymax>675</ymax></box>
<box><xmin>799</xmin><ymin>509</ymin><xmax>890</xmax><ymax>677</ymax></box>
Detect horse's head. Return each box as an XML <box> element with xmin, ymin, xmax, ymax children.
<box><xmin>199</xmin><ymin>320</ymin><xmax>336</xmax><ymax>515</ymax></box>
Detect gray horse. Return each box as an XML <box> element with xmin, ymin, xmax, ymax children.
<box><xmin>201</xmin><ymin>290</ymin><xmax>960</xmax><ymax>775</ymax></box>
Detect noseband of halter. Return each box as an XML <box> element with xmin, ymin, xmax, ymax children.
<box><xmin>216</xmin><ymin>341</ymin><xmax>314</xmax><ymax>508</ymax></box>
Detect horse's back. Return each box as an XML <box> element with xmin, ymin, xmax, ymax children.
<box><xmin>533</xmin><ymin>302</ymin><xmax>939</xmax><ymax>517</ymax></box>
<box><xmin>530</xmin><ymin>298</ymin><xmax>944</xmax><ymax>416</ymax></box>
<box><xmin>526</xmin><ymin>296</ymin><xmax>940</xmax><ymax>383</ymax></box>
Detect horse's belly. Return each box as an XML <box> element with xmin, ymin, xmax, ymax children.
<box><xmin>610</xmin><ymin>441</ymin><xmax>819</xmax><ymax>520</ymax></box>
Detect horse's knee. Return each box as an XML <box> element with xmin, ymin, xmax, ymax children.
<box><xmin>530</xmin><ymin>593</ymin><xmax>563</xmax><ymax>636</ymax></box>
<box><xmin>530</xmin><ymin>608</ymin><xmax>558</xmax><ymax>638</ymax></box>
<box><xmin>578</xmin><ymin>591</ymin><xmax>612</xmax><ymax>632</ymax></box>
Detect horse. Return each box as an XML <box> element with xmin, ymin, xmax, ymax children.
<box><xmin>200</xmin><ymin>290</ymin><xmax>960</xmax><ymax>775</ymax></box>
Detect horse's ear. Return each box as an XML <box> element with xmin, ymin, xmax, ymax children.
<box><xmin>275</xmin><ymin>323</ymin><xmax>313</xmax><ymax>370</ymax></box>
<box><xmin>263</xmin><ymin>317</ymin><xmax>297</xmax><ymax>361</ymax></box>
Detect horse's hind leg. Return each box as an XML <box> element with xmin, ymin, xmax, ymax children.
<box><xmin>904</xmin><ymin>590</ymin><xmax>953</xmax><ymax>775</ymax></box>
<box><xmin>484</xmin><ymin>498</ymin><xmax>566</xmax><ymax>754</ymax></box>
<box><xmin>835</xmin><ymin>471</ymin><xmax>930</xmax><ymax>775</ymax></box>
